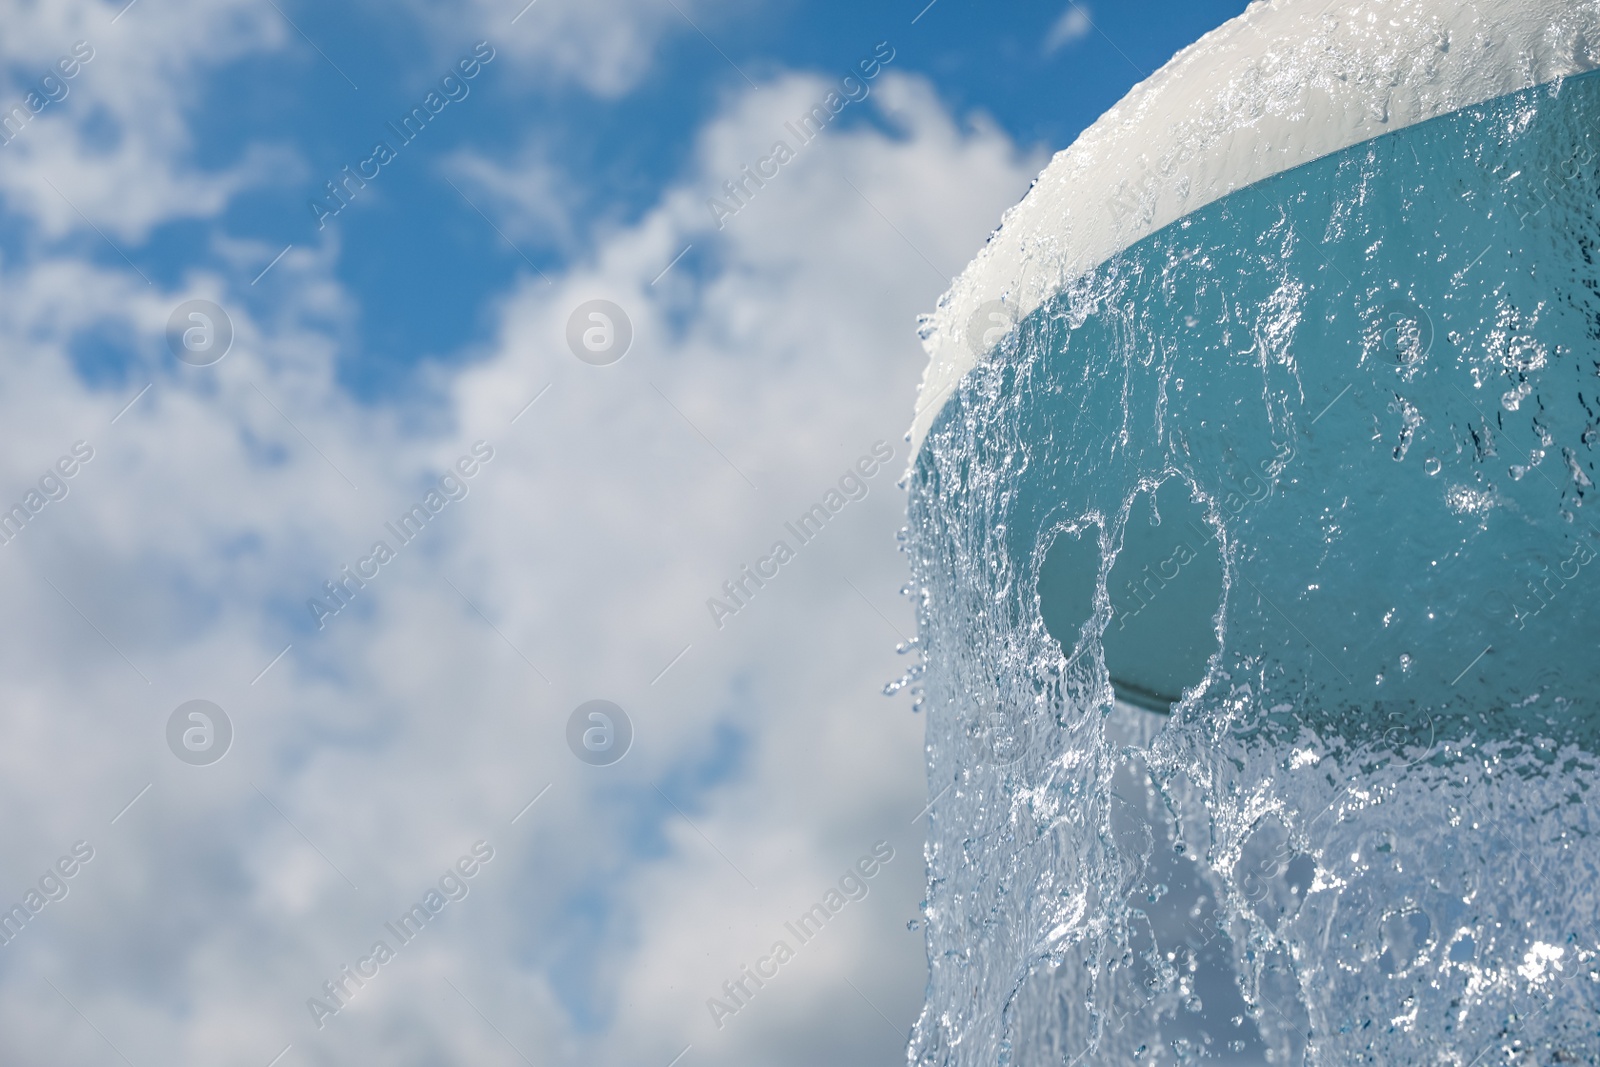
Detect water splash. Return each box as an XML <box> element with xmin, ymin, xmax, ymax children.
<box><xmin>905</xmin><ymin>68</ymin><xmax>1600</xmax><ymax>1066</ymax></box>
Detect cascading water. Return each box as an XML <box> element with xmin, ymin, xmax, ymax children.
<box><xmin>903</xmin><ymin>2</ymin><xmax>1600</xmax><ymax>1062</ymax></box>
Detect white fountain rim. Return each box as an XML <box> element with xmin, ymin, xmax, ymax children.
<box><xmin>909</xmin><ymin>0</ymin><xmax>1600</xmax><ymax>459</ymax></box>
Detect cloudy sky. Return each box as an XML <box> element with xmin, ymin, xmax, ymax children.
<box><xmin>0</xmin><ymin>0</ymin><xmax>1246</xmax><ymax>1063</ymax></box>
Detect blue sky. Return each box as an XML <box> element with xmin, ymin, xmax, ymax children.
<box><xmin>45</xmin><ymin>0</ymin><xmax>1249</xmax><ymax>397</ymax></box>
<box><xmin>0</xmin><ymin>2</ymin><xmax>1249</xmax><ymax>1065</ymax></box>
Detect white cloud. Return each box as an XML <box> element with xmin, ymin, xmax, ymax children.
<box><xmin>0</xmin><ymin>0</ymin><xmax>297</xmax><ymax>241</ymax></box>
<box><xmin>442</xmin><ymin>146</ymin><xmax>577</xmax><ymax>251</ymax></box>
<box><xmin>1044</xmin><ymin>3</ymin><xmax>1094</xmax><ymax>56</ymax></box>
<box><xmin>0</xmin><ymin>19</ymin><xmax>1043</xmax><ymax>1067</ymax></box>
<box><xmin>386</xmin><ymin>0</ymin><xmax>743</xmax><ymax>98</ymax></box>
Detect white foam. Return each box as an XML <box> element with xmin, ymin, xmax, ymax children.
<box><xmin>910</xmin><ymin>0</ymin><xmax>1600</xmax><ymax>457</ymax></box>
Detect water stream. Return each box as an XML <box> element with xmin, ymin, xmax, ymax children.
<box><xmin>906</xmin><ymin>69</ymin><xmax>1600</xmax><ymax>1065</ymax></box>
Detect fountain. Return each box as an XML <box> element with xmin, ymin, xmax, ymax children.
<box><xmin>905</xmin><ymin>2</ymin><xmax>1600</xmax><ymax>1062</ymax></box>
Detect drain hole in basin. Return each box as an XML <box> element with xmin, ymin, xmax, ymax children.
<box><xmin>1037</xmin><ymin>481</ymin><xmax>1223</xmax><ymax>712</ymax></box>
<box><xmin>1104</xmin><ymin>480</ymin><xmax>1223</xmax><ymax>711</ymax></box>
<box><xmin>1036</xmin><ymin>521</ymin><xmax>1099</xmax><ymax>663</ymax></box>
